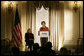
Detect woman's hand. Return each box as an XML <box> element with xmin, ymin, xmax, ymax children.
<box><xmin>38</xmin><ymin>31</ymin><xmax>40</xmax><ymax>36</ymax></box>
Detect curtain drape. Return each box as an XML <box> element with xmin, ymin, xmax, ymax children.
<box><xmin>18</xmin><ymin>3</ymin><xmax>27</xmax><ymax>51</ymax></box>
<box><xmin>26</xmin><ymin>2</ymin><xmax>36</xmax><ymax>43</ymax></box>
<box><xmin>18</xmin><ymin>2</ymin><xmax>36</xmax><ymax>51</ymax></box>
<box><xmin>49</xmin><ymin>2</ymin><xmax>64</xmax><ymax>51</ymax></box>
<box><xmin>17</xmin><ymin>2</ymin><xmax>36</xmax><ymax>51</ymax></box>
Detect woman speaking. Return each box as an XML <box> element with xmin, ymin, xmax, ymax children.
<box><xmin>38</xmin><ymin>21</ymin><xmax>49</xmax><ymax>47</ymax></box>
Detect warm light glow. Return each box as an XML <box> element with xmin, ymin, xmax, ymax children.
<box><xmin>4</xmin><ymin>1</ymin><xmax>9</xmax><ymax>7</ymax></box>
<box><xmin>68</xmin><ymin>1</ymin><xmax>82</xmax><ymax>8</ymax></box>
<box><xmin>4</xmin><ymin>1</ymin><xmax>8</xmax><ymax>5</ymax></box>
<box><xmin>75</xmin><ymin>1</ymin><xmax>81</xmax><ymax>5</ymax></box>
<box><xmin>4</xmin><ymin>1</ymin><xmax>16</xmax><ymax>8</ymax></box>
<box><xmin>11</xmin><ymin>1</ymin><xmax>16</xmax><ymax>5</ymax></box>
<box><xmin>74</xmin><ymin>1</ymin><xmax>77</xmax><ymax>5</ymax></box>
<box><xmin>76</xmin><ymin>1</ymin><xmax>82</xmax><ymax>7</ymax></box>
<box><xmin>58</xmin><ymin>42</ymin><xmax>63</xmax><ymax>50</ymax></box>
<box><xmin>73</xmin><ymin>1</ymin><xmax>82</xmax><ymax>7</ymax></box>
<box><xmin>69</xmin><ymin>1</ymin><xmax>74</xmax><ymax>7</ymax></box>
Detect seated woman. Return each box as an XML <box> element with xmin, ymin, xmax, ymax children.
<box><xmin>25</xmin><ymin>28</ymin><xmax>34</xmax><ymax>51</ymax></box>
<box><xmin>38</xmin><ymin>21</ymin><xmax>49</xmax><ymax>47</ymax></box>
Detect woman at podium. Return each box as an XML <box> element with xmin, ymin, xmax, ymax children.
<box><xmin>38</xmin><ymin>21</ymin><xmax>49</xmax><ymax>47</ymax></box>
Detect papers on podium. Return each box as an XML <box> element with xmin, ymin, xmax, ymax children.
<box><xmin>40</xmin><ymin>31</ymin><xmax>49</xmax><ymax>37</ymax></box>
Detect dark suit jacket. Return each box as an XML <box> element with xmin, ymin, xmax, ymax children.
<box><xmin>25</xmin><ymin>33</ymin><xmax>34</xmax><ymax>45</ymax></box>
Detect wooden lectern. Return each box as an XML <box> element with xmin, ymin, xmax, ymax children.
<box><xmin>40</xmin><ymin>31</ymin><xmax>49</xmax><ymax>47</ymax></box>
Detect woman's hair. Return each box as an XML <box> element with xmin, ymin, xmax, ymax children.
<box><xmin>41</xmin><ymin>21</ymin><xmax>46</xmax><ymax>25</ymax></box>
<box><xmin>27</xmin><ymin>28</ymin><xmax>31</xmax><ymax>32</ymax></box>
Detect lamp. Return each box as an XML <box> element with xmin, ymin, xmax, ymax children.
<box><xmin>4</xmin><ymin>1</ymin><xmax>13</xmax><ymax>14</ymax></box>
<box><xmin>8</xmin><ymin>1</ymin><xmax>13</xmax><ymax>14</ymax></box>
<box><xmin>73</xmin><ymin>1</ymin><xmax>79</xmax><ymax>12</ymax></box>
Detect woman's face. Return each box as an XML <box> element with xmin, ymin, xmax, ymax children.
<box><xmin>27</xmin><ymin>29</ymin><xmax>31</xmax><ymax>33</ymax></box>
<box><xmin>42</xmin><ymin>23</ymin><xmax>45</xmax><ymax>27</ymax></box>
<box><xmin>28</xmin><ymin>30</ymin><xmax>31</xmax><ymax>33</ymax></box>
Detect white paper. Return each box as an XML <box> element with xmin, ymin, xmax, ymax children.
<box><xmin>40</xmin><ymin>31</ymin><xmax>49</xmax><ymax>37</ymax></box>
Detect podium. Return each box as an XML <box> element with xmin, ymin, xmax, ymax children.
<box><xmin>40</xmin><ymin>31</ymin><xmax>49</xmax><ymax>46</ymax></box>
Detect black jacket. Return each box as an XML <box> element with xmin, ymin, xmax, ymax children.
<box><xmin>25</xmin><ymin>33</ymin><xmax>34</xmax><ymax>45</ymax></box>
